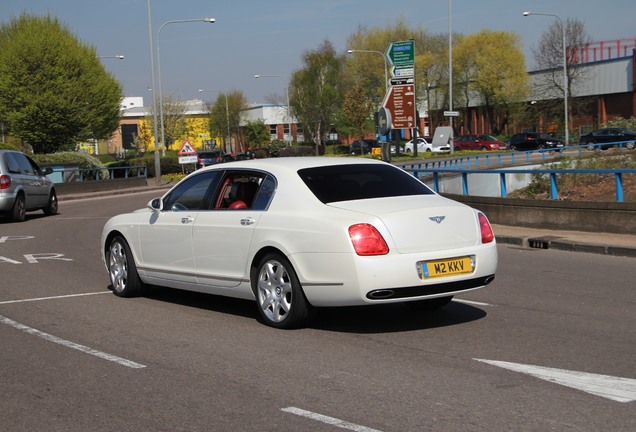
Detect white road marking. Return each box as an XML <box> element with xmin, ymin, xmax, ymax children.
<box><xmin>0</xmin><ymin>291</ymin><xmax>110</xmax><ymax>305</ymax></box>
<box><xmin>475</xmin><ymin>359</ymin><xmax>636</xmax><ymax>403</ymax></box>
<box><xmin>281</xmin><ymin>407</ymin><xmax>383</xmax><ymax>432</ymax></box>
<box><xmin>1</xmin><ymin>313</ymin><xmax>145</xmax><ymax>369</ymax></box>
<box><xmin>453</xmin><ymin>299</ymin><xmax>492</xmax><ymax>306</ymax></box>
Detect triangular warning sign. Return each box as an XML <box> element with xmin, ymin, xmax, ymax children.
<box><xmin>178</xmin><ymin>140</ymin><xmax>196</xmax><ymax>155</ymax></box>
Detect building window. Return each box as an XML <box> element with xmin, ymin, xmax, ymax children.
<box><xmin>269</xmin><ymin>124</ymin><xmax>277</xmax><ymax>135</ymax></box>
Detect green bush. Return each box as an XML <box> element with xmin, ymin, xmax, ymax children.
<box><xmin>265</xmin><ymin>140</ymin><xmax>288</xmax><ymax>157</ymax></box>
<box><xmin>0</xmin><ymin>142</ymin><xmax>19</xmax><ymax>151</ymax></box>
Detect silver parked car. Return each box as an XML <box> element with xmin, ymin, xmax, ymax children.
<box><xmin>0</xmin><ymin>150</ymin><xmax>58</xmax><ymax>222</ymax></box>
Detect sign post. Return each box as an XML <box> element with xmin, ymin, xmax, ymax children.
<box><xmin>383</xmin><ymin>40</ymin><xmax>416</xmax><ymax>158</ymax></box>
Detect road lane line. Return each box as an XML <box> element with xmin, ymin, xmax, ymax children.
<box><xmin>0</xmin><ymin>314</ymin><xmax>145</xmax><ymax>369</ymax></box>
<box><xmin>281</xmin><ymin>407</ymin><xmax>382</xmax><ymax>432</ymax></box>
<box><xmin>0</xmin><ymin>291</ymin><xmax>110</xmax><ymax>305</ymax></box>
<box><xmin>475</xmin><ymin>359</ymin><xmax>636</xmax><ymax>403</ymax></box>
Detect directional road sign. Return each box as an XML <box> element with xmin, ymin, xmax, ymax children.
<box><xmin>386</xmin><ymin>40</ymin><xmax>415</xmax><ymax>79</ymax></box>
<box><xmin>382</xmin><ymin>84</ymin><xmax>416</xmax><ymax>129</ymax></box>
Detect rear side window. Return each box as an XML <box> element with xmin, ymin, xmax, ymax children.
<box><xmin>3</xmin><ymin>153</ymin><xmax>22</xmax><ymax>174</ymax></box>
<box><xmin>298</xmin><ymin>164</ymin><xmax>434</xmax><ymax>204</ymax></box>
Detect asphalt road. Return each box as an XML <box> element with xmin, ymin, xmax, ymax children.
<box><xmin>1</xmin><ymin>191</ymin><xmax>635</xmax><ymax>432</ymax></box>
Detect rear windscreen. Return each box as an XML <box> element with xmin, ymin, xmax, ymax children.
<box><xmin>298</xmin><ymin>164</ymin><xmax>434</xmax><ymax>204</ymax></box>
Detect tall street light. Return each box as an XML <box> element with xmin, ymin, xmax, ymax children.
<box><xmin>346</xmin><ymin>49</ymin><xmax>388</xmax><ymax>93</ymax></box>
<box><xmin>448</xmin><ymin>0</ymin><xmax>455</xmax><ymax>153</ymax></box>
<box><xmin>523</xmin><ymin>11</ymin><xmax>569</xmax><ymax>146</ymax></box>
<box><xmin>254</xmin><ymin>74</ymin><xmax>291</xmax><ymax>143</ymax></box>
<box><xmin>158</xmin><ymin>17</ymin><xmax>215</xmax><ymax>155</ymax></box>
<box><xmin>146</xmin><ymin>0</ymin><xmax>161</xmax><ymax>185</ymax></box>
<box><xmin>198</xmin><ymin>89</ymin><xmax>231</xmax><ymax>152</ymax></box>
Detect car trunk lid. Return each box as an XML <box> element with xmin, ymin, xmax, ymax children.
<box><xmin>329</xmin><ymin>195</ymin><xmax>481</xmax><ymax>254</ymax></box>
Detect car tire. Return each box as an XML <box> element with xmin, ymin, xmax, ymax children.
<box><xmin>11</xmin><ymin>194</ymin><xmax>26</xmax><ymax>222</ymax></box>
<box><xmin>509</xmin><ymin>144</ymin><xmax>517</xmax><ymax>151</ymax></box>
<box><xmin>253</xmin><ymin>253</ymin><xmax>314</xmax><ymax>329</ymax></box>
<box><xmin>43</xmin><ymin>190</ymin><xmax>58</xmax><ymax>216</ymax></box>
<box><xmin>625</xmin><ymin>141</ymin><xmax>636</xmax><ymax>150</ymax></box>
<box><xmin>586</xmin><ymin>142</ymin><xmax>596</xmax><ymax>151</ymax></box>
<box><xmin>405</xmin><ymin>296</ymin><xmax>453</xmax><ymax>311</ymax></box>
<box><xmin>107</xmin><ymin>236</ymin><xmax>144</xmax><ymax>297</ymax></box>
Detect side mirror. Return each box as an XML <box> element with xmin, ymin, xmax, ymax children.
<box><xmin>148</xmin><ymin>198</ymin><xmax>163</xmax><ymax>212</ymax></box>
<box><xmin>42</xmin><ymin>167</ymin><xmax>54</xmax><ymax>175</ymax></box>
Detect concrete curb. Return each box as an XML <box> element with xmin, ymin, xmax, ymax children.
<box><xmin>496</xmin><ymin>234</ymin><xmax>636</xmax><ymax>258</ymax></box>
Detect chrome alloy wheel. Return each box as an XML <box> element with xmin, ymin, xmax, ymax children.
<box><xmin>109</xmin><ymin>240</ymin><xmax>129</xmax><ymax>294</ymax></box>
<box><xmin>257</xmin><ymin>259</ymin><xmax>293</xmax><ymax>323</ymax></box>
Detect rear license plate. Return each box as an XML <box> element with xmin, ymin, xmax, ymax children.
<box><xmin>420</xmin><ymin>256</ymin><xmax>472</xmax><ymax>279</ymax></box>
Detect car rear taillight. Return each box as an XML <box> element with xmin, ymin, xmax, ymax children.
<box><xmin>349</xmin><ymin>224</ymin><xmax>389</xmax><ymax>256</ymax></box>
<box><xmin>0</xmin><ymin>175</ymin><xmax>11</xmax><ymax>190</ymax></box>
<box><xmin>478</xmin><ymin>212</ymin><xmax>495</xmax><ymax>244</ymax></box>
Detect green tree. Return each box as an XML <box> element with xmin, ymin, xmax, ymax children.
<box><xmin>0</xmin><ymin>14</ymin><xmax>122</xmax><ymax>153</ymax></box>
<box><xmin>289</xmin><ymin>40</ymin><xmax>343</xmax><ymax>152</ymax></box>
<box><xmin>344</xmin><ymin>18</ymin><xmax>450</xmax><ymax>138</ymax></box>
<box><xmin>342</xmin><ymin>81</ymin><xmax>374</xmax><ymax>140</ymax></box>
<box><xmin>243</xmin><ymin>119</ymin><xmax>270</xmax><ymax>148</ymax></box>
<box><xmin>453</xmin><ymin>30</ymin><xmax>529</xmax><ymax>133</ymax></box>
<box><xmin>207</xmin><ymin>90</ymin><xmax>248</xmax><ymax>152</ymax></box>
<box><xmin>532</xmin><ymin>18</ymin><xmax>592</xmax><ymax>136</ymax></box>
<box><xmin>143</xmin><ymin>94</ymin><xmax>188</xmax><ymax>152</ymax></box>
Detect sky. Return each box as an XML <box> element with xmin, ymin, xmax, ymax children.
<box><xmin>1</xmin><ymin>0</ymin><xmax>635</xmax><ymax>105</ymax></box>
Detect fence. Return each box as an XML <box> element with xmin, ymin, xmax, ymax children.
<box><xmin>397</xmin><ymin>144</ymin><xmax>635</xmax><ymax>203</ymax></box>
<box><xmin>48</xmin><ymin>165</ymin><xmax>147</xmax><ymax>183</ymax></box>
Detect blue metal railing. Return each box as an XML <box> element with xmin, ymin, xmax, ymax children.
<box><xmin>49</xmin><ymin>165</ymin><xmax>147</xmax><ymax>183</ymax></box>
<box><xmin>397</xmin><ymin>143</ymin><xmax>635</xmax><ymax>202</ymax></box>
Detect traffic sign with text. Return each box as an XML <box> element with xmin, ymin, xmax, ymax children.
<box><xmin>382</xmin><ymin>84</ymin><xmax>416</xmax><ymax>129</ymax></box>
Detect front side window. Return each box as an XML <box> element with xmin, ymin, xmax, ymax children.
<box><xmin>162</xmin><ymin>171</ymin><xmax>221</xmax><ymax>211</ymax></box>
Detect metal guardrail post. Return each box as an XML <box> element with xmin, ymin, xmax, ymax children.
<box><xmin>499</xmin><ymin>173</ymin><xmax>507</xmax><ymax>198</ymax></box>
<box><xmin>550</xmin><ymin>173</ymin><xmax>558</xmax><ymax>200</ymax></box>
<box><xmin>616</xmin><ymin>173</ymin><xmax>624</xmax><ymax>202</ymax></box>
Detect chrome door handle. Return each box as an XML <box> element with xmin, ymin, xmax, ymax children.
<box><xmin>240</xmin><ymin>217</ymin><xmax>255</xmax><ymax>226</ymax></box>
<box><xmin>181</xmin><ymin>216</ymin><xmax>194</xmax><ymax>224</ymax></box>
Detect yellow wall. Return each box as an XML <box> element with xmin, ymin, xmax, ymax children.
<box><xmin>130</xmin><ymin>115</ymin><xmax>222</xmax><ymax>153</ymax></box>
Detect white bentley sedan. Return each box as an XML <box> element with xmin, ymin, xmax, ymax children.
<box><xmin>102</xmin><ymin>157</ymin><xmax>497</xmax><ymax>329</ymax></box>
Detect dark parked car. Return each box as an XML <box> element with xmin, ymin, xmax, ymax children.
<box><xmin>508</xmin><ymin>133</ymin><xmax>565</xmax><ymax>151</ymax></box>
<box><xmin>349</xmin><ymin>139</ymin><xmax>380</xmax><ymax>155</ymax></box>
<box><xmin>454</xmin><ymin>134</ymin><xmax>505</xmax><ymax>151</ymax></box>
<box><xmin>579</xmin><ymin>128</ymin><xmax>636</xmax><ymax>150</ymax></box>
<box><xmin>196</xmin><ymin>151</ymin><xmax>222</xmax><ymax>169</ymax></box>
<box><xmin>0</xmin><ymin>150</ymin><xmax>58</xmax><ymax>222</ymax></box>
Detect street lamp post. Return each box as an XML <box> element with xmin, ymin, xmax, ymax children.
<box><xmin>198</xmin><ymin>89</ymin><xmax>231</xmax><ymax>152</ymax></box>
<box><xmin>449</xmin><ymin>0</ymin><xmax>454</xmax><ymax>153</ymax></box>
<box><xmin>346</xmin><ymin>49</ymin><xmax>388</xmax><ymax>93</ymax></box>
<box><xmin>523</xmin><ymin>11</ymin><xmax>569</xmax><ymax>146</ymax></box>
<box><xmin>146</xmin><ymin>0</ymin><xmax>161</xmax><ymax>185</ymax></box>
<box><xmin>157</xmin><ymin>18</ymin><xmax>215</xmax><ymax>156</ymax></box>
<box><xmin>254</xmin><ymin>74</ymin><xmax>291</xmax><ymax>143</ymax></box>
